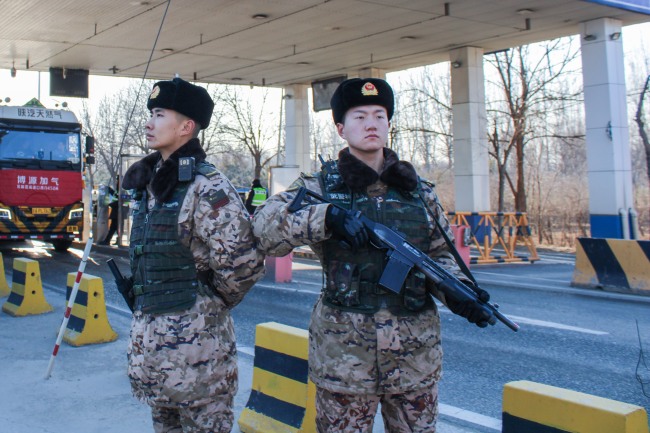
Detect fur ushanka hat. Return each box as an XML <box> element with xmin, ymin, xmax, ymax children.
<box><xmin>147</xmin><ymin>77</ymin><xmax>214</xmax><ymax>129</ymax></box>
<box><xmin>330</xmin><ymin>78</ymin><xmax>394</xmax><ymax>124</ymax></box>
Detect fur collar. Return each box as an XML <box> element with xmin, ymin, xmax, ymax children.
<box><xmin>337</xmin><ymin>147</ymin><xmax>418</xmax><ymax>192</ymax></box>
<box><xmin>122</xmin><ymin>138</ymin><xmax>206</xmax><ymax>202</ymax></box>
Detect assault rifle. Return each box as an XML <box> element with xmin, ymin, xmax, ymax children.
<box><xmin>106</xmin><ymin>258</ymin><xmax>135</xmax><ymax>312</ymax></box>
<box><xmin>288</xmin><ymin>187</ymin><xmax>519</xmax><ymax>332</ymax></box>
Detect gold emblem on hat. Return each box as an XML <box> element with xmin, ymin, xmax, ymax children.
<box><xmin>361</xmin><ymin>82</ymin><xmax>378</xmax><ymax>96</ymax></box>
<box><xmin>149</xmin><ymin>85</ymin><xmax>161</xmax><ymax>100</ymax></box>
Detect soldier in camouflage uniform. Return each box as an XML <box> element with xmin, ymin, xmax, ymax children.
<box><xmin>252</xmin><ymin>78</ymin><xmax>492</xmax><ymax>432</ymax></box>
<box><xmin>121</xmin><ymin>77</ymin><xmax>265</xmax><ymax>433</ymax></box>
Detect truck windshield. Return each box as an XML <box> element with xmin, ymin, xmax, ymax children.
<box><xmin>0</xmin><ymin>130</ymin><xmax>81</xmax><ymax>165</ymax></box>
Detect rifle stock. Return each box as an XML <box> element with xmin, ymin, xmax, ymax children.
<box><xmin>288</xmin><ymin>186</ymin><xmax>519</xmax><ymax>332</ymax></box>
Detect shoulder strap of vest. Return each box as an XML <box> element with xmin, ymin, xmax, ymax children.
<box><xmin>419</xmin><ymin>178</ymin><xmax>435</xmax><ymax>189</ymax></box>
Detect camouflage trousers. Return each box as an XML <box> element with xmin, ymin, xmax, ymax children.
<box><xmin>151</xmin><ymin>394</ymin><xmax>234</xmax><ymax>433</ymax></box>
<box><xmin>315</xmin><ymin>384</ymin><xmax>439</xmax><ymax>433</ymax></box>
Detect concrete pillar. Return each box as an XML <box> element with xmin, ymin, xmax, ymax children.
<box><xmin>275</xmin><ymin>84</ymin><xmax>311</xmax><ymax>195</ymax></box>
<box><xmin>450</xmin><ymin>46</ymin><xmax>490</xmax><ymax>212</ymax></box>
<box><xmin>580</xmin><ymin>18</ymin><xmax>634</xmax><ymax>239</ymax></box>
<box><xmin>354</xmin><ymin>68</ymin><xmax>386</xmax><ymax>79</ymax></box>
<box><xmin>284</xmin><ymin>84</ymin><xmax>311</xmax><ymax>172</ymax></box>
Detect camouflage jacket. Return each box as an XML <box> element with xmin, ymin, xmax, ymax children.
<box><xmin>252</xmin><ymin>147</ymin><xmax>464</xmax><ymax>394</ymax></box>
<box><xmin>123</xmin><ymin>139</ymin><xmax>265</xmax><ymax>406</ymax></box>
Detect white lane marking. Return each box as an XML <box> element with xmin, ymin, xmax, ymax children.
<box><xmin>435</xmin><ymin>302</ymin><xmax>608</xmax><ymax>335</ymax></box>
<box><xmin>506</xmin><ymin>315</ymin><xmax>608</xmax><ymax>335</ymax></box>
<box><xmin>292</xmin><ymin>262</ymin><xmax>321</xmax><ymax>271</ymax></box>
<box><xmin>474</xmin><ymin>270</ymin><xmax>569</xmax><ymax>284</ymax></box>
<box><xmin>258</xmin><ymin>282</ymin><xmax>608</xmax><ymax>335</ymax></box>
<box><xmin>440</xmin><ymin>403</ymin><xmax>501</xmax><ymax>431</ymax></box>
<box><xmin>289</xmin><ymin>278</ymin><xmax>323</xmax><ymax>287</ymax></box>
<box><xmin>257</xmin><ymin>285</ymin><xmax>608</xmax><ymax>335</ymax></box>
<box><xmin>237</xmin><ymin>345</ymin><xmax>255</xmax><ymax>357</ymax></box>
<box><xmin>254</xmin><ymin>281</ymin><xmax>321</xmax><ymax>295</ymax></box>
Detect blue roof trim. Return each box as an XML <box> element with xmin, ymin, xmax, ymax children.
<box><xmin>583</xmin><ymin>0</ymin><xmax>650</xmax><ymax>15</ymax></box>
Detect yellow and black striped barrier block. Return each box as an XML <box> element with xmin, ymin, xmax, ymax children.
<box><xmin>503</xmin><ymin>380</ymin><xmax>649</xmax><ymax>433</ymax></box>
<box><xmin>238</xmin><ymin>322</ymin><xmax>316</xmax><ymax>433</ymax></box>
<box><xmin>573</xmin><ymin>238</ymin><xmax>650</xmax><ymax>294</ymax></box>
<box><xmin>63</xmin><ymin>273</ymin><xmax>117</xmax><ymax>346</ymax></box>
<box><xmin>0</xmin><ymin>253</ymin><xmax>9</xmax><ymax>297</ymax></box>
<box><xmin>2</xmin><ymin>258</ymin><xmax>52</xmax><ymax>316</ymax></box>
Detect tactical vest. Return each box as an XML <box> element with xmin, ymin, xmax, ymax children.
<box><xmin>129</xmin><ymin>162</ymin><xmax>215</xmax><ymax>314</ymax></box>
<box><xmin>251</xmin><ymin>187</ymin><xmax>267</xmax><ymax>206</ymax></box>
<box><xmin>319</xmin><ymin>164</ymin><xmax>434</xmax><ymax>315</ymax></box>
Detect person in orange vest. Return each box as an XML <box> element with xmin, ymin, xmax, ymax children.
<box><xmin>245</xmin><ymin>178</ymin><xmax>267</xmax><ymax>215</ymax></box>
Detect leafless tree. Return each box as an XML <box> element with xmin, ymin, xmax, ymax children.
<box><xmin>213</xmin><ymin>85</ymin><xmax>280</xmax><ymax>181</ymax></box>
<box><xmin>485</xmin><ymin>38</ymin><xmax>581</xmax><ymax>212</ymax></box>
<box><xmin>635</xmin><ymin>75</ymin><xmax>650</xmax><ymax>192</ymax></box>
<box><xmin>486</xmin><ymin>118</ymin><xmax>514</xmax><ymax>213</ymax></box>
<box><xmin>391</xmin><ymin>65</ymin><xmax>453</xmax><ymax>173</ymax></box>
<box><xmin>79</xmin><ymin>80</ymin><xmax>152</xmax><ymax>186</ymax></box>
<box><xmin>310</xmin><ymin>112</ymin><xmax>340</xmax><ymax>172</ymax></box>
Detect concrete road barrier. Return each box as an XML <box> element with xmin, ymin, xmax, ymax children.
<box><xmin>2</xmin><ymin>258</ymin><xmax>52</xmax><ymax>316</ymax></box>
<box><xmin>238</xmin><ymin>322</ymin><xmax>316</xmax><ymax>433</ymax></box>
<box><xmin>503</xmin><ymin>380</ymin><xmax>649</xmax><ymax>433</ymax></box>
<box><xmin>573</xmin><ymin>238</ymin><xmax>650</xmax><ymax>295</ymax></box>
<box><xmin>0</xmin><ymin>253</ymin><xmax>9</xmax><ymax>297</ymax></box>
<box><xmin>63</xmin><ymin>273</ymin><xmax>117</xmax><ymax>346</ymax></box>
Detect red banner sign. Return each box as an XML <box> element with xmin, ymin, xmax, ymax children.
<box><xmin>0</xmin><ymin>169</ymin><xmax>82</xmax><ymax>206</ymax></box>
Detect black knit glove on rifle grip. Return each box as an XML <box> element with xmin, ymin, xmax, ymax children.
<box><xmin>325</xmin><ymin>205</ymin><xmax>369</xmax><ymax>251</ymax></box>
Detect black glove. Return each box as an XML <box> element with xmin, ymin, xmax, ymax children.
<box><xmin>325</xmin><ymin>205</ymin><xmax>368</xmax><ymax>251</ymax></box>
<box><xmin>467</xmin><ymin>283</ymin><xmax>490</xmax><ymax>303</ymax></box>
<box><xmin>447</xmin><ymin>298</ymin><xmax>493</xmax><ymax>328</ymax></box>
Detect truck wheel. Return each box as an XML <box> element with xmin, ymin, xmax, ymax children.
<box><xmin>52</xmin><ymin>239</ymin><xmax>73</xmax><ymax>251</ymax></box>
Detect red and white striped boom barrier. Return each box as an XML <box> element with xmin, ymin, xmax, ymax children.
<box><xmin>44</xmin><ymin>239</ymin><xmax>94</xmax><ymax>379</ymax></box>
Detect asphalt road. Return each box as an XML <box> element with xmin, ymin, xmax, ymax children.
<box><xmin>2</xmin><ymin>240</ymin><xmax>649</xmax><ymax>429</ymax></box>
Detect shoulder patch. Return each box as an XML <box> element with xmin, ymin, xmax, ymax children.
<box><xmin>302</xmin><ymin>171</ymin><xmax>320</xmax><ymax>179</ymax></box>
<box><xmin>196</xmin><ymin>162</ymin><xmax>219</xmax><ymax>179</ymax></box>
<box><xmin>205</xmin><ymin>189</ymin><xmax>230</xmax><ymax>210</ymax></box>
